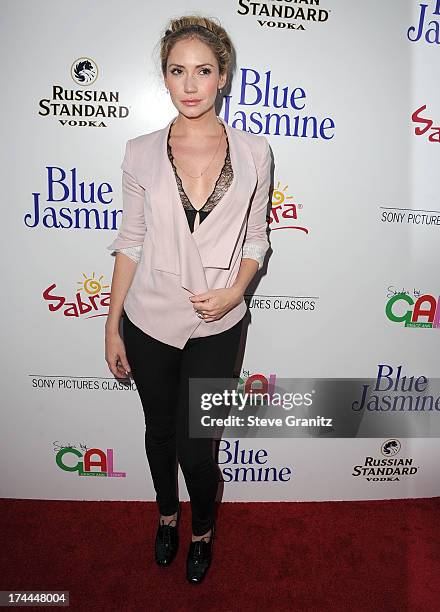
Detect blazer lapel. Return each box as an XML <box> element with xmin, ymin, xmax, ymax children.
<box><xmin>151</xmin><ymin>115</ymin><xmax>257</xmax><ymax>295</ymax></box>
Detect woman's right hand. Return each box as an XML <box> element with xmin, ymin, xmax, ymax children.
<box><xmin>105</xmin><ymin>330</ymin><xmax>132</xmax><ymax>379</ymax></box>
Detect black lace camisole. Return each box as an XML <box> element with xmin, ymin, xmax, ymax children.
<box><xmin>167</xmin><ymin>120</ymin><xmax>234</xmax><ymax>233</ymax></box>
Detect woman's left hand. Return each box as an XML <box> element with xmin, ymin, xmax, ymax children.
<box><xmin>189</xmin><ymin>287</ymin><xmax>244</xmax><ymax>322</ymax></box>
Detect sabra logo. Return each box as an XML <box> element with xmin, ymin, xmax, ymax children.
<box><xmin>386</xmin><ymin>292</ymin><xmax>440</xmax><ymax>328</ymax></box>
<box><xmin>412</xmin><ymin>105</ymin><xmax>440</xmax><ymax>143</ymax></box>
<box><xmin>56</xmin><ymin>447</ymin><xmax>126</xmax><ymax>477</ymax></box>
<box><xmin>268</xmin><ymin>180</ymin><xmax>309</xmax><ymax>233</ymax></box>
<box><xmin>42</xmin><ymin>272</ymin><xmax>110</xmax><ymax>319</ymax></box>
<box><xmin>407</xmin><ymin>0</ymin><xmax>440</xmax><ymax>44</ymax></box>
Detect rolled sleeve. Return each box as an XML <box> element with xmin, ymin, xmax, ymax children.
<box><xmin>112</xmin><ymin>244</ymin><xmax>143</xmax><ymax>263</ymax></box>
<box><xmin>241</xmin><ymin>136</ymin><xmax>271</xmax><ymax>270</ymax></box>
<box><xmin>242</xmin><ymin>242</ymin><xmax>266</xmax><ymax>270</ymax></box>
<box><xmin>107</xmin><ymin>139</ymin><xmax>146</xmax><ymax>256</ymax></box>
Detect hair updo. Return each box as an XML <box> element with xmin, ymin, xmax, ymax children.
<box><xmin>159</xmin><ymin>15</ymin><xmax>234</xmax><ymax>83</ymax></box>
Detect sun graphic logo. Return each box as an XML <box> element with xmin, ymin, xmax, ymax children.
<box><xmin>71</xmin><ymin>57</ymin><xmax>98</xmax><ymax>86</ymax></box>
<box><xmin>78</xmin><ymin>271</ymin><xmax>108</xmax><ymax>297</ymax></box>
<box><xmin>42</xmin><ymin>271</ymin><xmax>111</xmax><ymax>319</ymax></box>
<box><xmin>268</xmin><ymin>180</ymin><xmax>308</xmax><ymax>234</ymax></box>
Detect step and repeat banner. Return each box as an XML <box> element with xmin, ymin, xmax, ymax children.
<box><xmin>2</xmin><ymin>0</ymin><xmax>439</xmax><ymax>502</ymax></box>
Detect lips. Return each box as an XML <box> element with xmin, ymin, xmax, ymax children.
<box><xmin>181</xmin><ymin>99</ymin><xmax>202</xmax><ymax>104</ymax></box>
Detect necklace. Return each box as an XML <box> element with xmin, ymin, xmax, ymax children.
<box><xmin>170</xmin><ymin>118</ymin><xmax>224</xmax><ymax>179</ymax></box>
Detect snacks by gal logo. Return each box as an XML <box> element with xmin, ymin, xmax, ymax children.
<box><xmin>412</xmin><ymin>105</ymin><xmax>440</xmax><ymax>143</ymax></box>
<box><xmin>407</xmin><ymin>0</ymin><xmax>440</xmax><ymax>44</ymax></box>
<box><xmin>386</xmin><ymin>290</ymin><xmax>440</xmax><ymax>328</ymax></box>
<box><xmin>238</xmin><ymin>370</ymin><xmax>277</xmax><ymax>406</ymax></box>
<box><xmin>55</xmin><ymin>445</ymin><xmax>126</xmax><ymax>477</ymax></box>
<box><xmin>268</xmin><ymin>181</ymin><xmax>309</xmax><ymax>234</ymax></box>
<box><xmin>42</xmin><ymin>272</ymin><xmax>110</xmax><ymax>319</ymax></box>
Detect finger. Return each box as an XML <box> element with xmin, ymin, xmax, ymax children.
<box><xmin>192</xmin><ymin>300</ymin><xmax>212</xmax><ymax>310</ymax></box>
<box><xmin>203</xmin><ymin>309</ymin><xmax>218</xmax><ymax>316</ymax></box>
<box><xmin>117</xmin><ymin>361</ymin><xmax>131</xmax><ymax>377</ymax></box>
<box><xmin>108</xmin><ymin>362</ymin><xmax>124</xmax><ymax>378</ymax></box>
<box><xmin>194</xmin><ymin>306</ymin><xmax>214</xmax><ymax>315</ymax></box>
<box><xmin>199</xmin><ymin>310</ymin><xmax>215</xmax><ymax>317</ymax></box>
<box><xmin>189</xmin><ymin>292</ymin><xmax>212</xmax><ymax>302</ymax></box>
<box><xmin>111</xmin><ymin>358</ymin><xmax>130</xmax><ymax>379</ymax></box>
<box><xmin>201</xmin><ymin>311</ymin><xmax>218</xmax><ymax>319</ymax></box>
<box><xmin>118</xmin><ymin>353</ymin><xmax>131</xmax><ymax>374</ymax></box>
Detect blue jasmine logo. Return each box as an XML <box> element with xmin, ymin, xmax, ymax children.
<box><xmin>351</xmin><ymin>364</ymin><xmax>439</xmax><ymax>412</ymax></box>
<box><xmin>24</xmin><ymin>166</ymin><xmax>121</xmax><ymax>230</ymax></box>
<box><xmin>407</xmin><ymin>0</ymin><xmax>440</xmax><ymax>44</ymax></box>
<box><xmin>222</xmin><ymin>68</ymin><xmax>335</xmax><ymax>140</ymax></box>
<box><xmin>217</xmin><ymin>439</ymin><xmax>292</xmax><ymax>483</ymax></box>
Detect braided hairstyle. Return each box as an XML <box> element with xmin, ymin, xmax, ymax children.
<box><xmin>160</xmin><ymin>15</ymin><xmax>234</xmax><ymax>83</ymax></box>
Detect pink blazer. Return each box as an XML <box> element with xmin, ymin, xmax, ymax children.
<box><xmin>107</xmin><ymin>115</ymin><xmax>272</xmax><ymax>349</ymax></box>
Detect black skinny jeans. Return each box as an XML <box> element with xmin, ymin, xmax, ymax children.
<box><xmin>122</xmin><ymin>310</ymin><xmax>243</xmax><ymax>536</ymax></box>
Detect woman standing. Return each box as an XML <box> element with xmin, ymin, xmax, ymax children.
<box><xmin>105</xmin><ymin>15</ymin><xmax>272</xmax><ymax>584</ymax></box>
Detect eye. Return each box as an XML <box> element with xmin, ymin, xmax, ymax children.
<box><xmin>169</xmin><ymin>67</ymin><xmax>212</xmax><ymax>75</ymax></box>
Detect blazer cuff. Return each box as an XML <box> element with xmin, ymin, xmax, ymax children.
<box><xmin>110</xmin><ymin>244</ymin><xmax>143</xmax><ymax>263</ymax></box>
<box><xmin>242</xmin><ymin>243</ymin><xmax>266</xmax><ymax>270</ymax></box>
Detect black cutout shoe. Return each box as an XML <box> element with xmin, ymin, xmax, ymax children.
<box><xmin>155</xmin><ymin>504</ymin><xmax>181</xmax><ymax>567</ymax></box>
<box><xmin>186</xmin><ymin>523</ymin><xmax>215</xmax><ymax>584</ymax></box>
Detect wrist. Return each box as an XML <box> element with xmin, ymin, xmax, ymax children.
<box><xmin>230</xmin><ymin>284</ymin><xmax>244</xmax><ymax>300</ymax></box>
<box><xmin>105</xmin><ymin>318</ymin><xmax>120</xmax><ymax>337</ymax></box>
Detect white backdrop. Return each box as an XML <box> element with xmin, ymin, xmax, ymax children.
<box><xmin>1</xmin><ymin>0</ymin><xmax>439</xmax><ymax>502</ymax></box>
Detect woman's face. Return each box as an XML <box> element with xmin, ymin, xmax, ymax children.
<box><xmin>164</xmin><ymin>37</ymin><xmax>226</xmax><ymax>118</ymax></box>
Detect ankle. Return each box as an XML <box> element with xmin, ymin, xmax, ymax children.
<box><xmin>191</xmin><ymin>528</ymin><xmax>212</xmax><ymax>543</ymax></box>
<box><xmin>160</xmin><ymin>511</ymin><xmax>178</xmax><ymax>526</ymax></box>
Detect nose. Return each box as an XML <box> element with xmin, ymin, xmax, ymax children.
<box><xmin>183</xmin><ymin>75</ymin><xmax>197</xmax><ymax>93</ymax></box>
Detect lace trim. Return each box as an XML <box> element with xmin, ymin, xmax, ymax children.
<box><xmin>167</xmin><ymin>121</ymin><xmax>234</xmax><ymax>214</ymax></box>
<box><xmin>242</xmin><ymin>243</ymin><xmax>266</xmax><ymax>270</ymax></box>
<box><xmin>115</xmin><ymin>240</ymin><xmax>265</xmax><ymax>270</ymax></box>
<box><xmin>114</xmin><ymin>244</ymin><xmax>142</xmax><ymax>263</ymax></box>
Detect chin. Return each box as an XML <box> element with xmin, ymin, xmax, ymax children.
<box><xmin>180</xmin><ymin>106</ymin><xmax>209</xmax><ymax>118</ymax></box>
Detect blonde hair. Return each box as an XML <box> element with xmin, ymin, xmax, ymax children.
<box><xmin>159</xmin><ymin>15</ymin><xmax>234</xmax><ymax>83</ymax></box>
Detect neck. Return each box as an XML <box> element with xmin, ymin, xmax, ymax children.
<box><xmin>171</xmin><ymin>112</ymin><xmax>222</xmax><ymax>137</ymax></box>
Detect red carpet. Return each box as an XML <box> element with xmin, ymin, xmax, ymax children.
<box><xmin>1</xmin><ymin>497</ymin><xmax>439</xmax><ymax>611</ymax></box>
